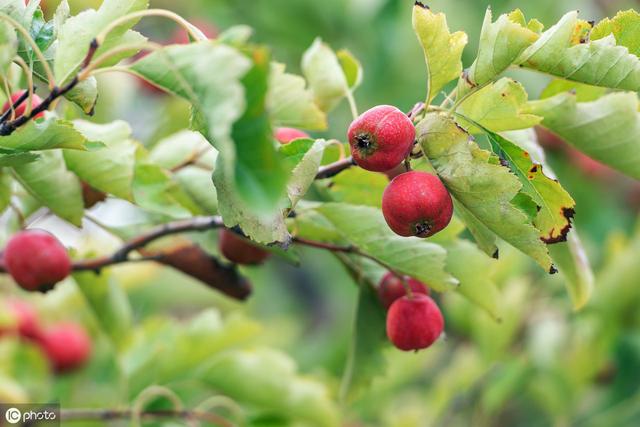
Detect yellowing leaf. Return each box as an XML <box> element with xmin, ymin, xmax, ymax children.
<box><xmin>591</xmin><ymin>9</ymin><xmax>640</xmax><ymax>57</ymax></box>
<box><xmin>301</xmin><ymin>38</ymin><xmax>349</xmax><ymax>112</ymax></box>
<box><xmin>412</xmin><ymin>3</ymin><xmax>467</xmax><ymax>103</ymax></box>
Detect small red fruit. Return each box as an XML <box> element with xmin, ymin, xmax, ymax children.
<box><xmin>274</xmin><ymin>127</ymin><xmax>310</xmax><ymax>144</ymax></box>
<box><xmin>382</xmin><ymin>171</ymin><xmax>453</xmax><ymax>238</ymax></box>
<box><xmin>2</xmin><ymin>91</ymin><xmax>45</xmax><ymax>119</ymax></box>
<box><xmin>3</xmin><ymin>230</ymin><xmax>72</xmax><ymax>292</ymax></box>
<box><xmin>219</xmin><ymin>229</ymin><xmax>270</xmax><ymax>265</ymax></box>
<box><xmin>8</xmin><ymin>301</ymin><xmax>41</xmax><ymax>340</ymax></box>
<box><xmin>39</xmin><ymin>323</ymin><xmax>91</xmax><ymax>373</ymax></box>
<box><xmin>386</xmin><ymin>294</ymin><xmax>444</xmax><ymax>351</ymax></box>
<box><xmin>377</xmin><ymin>272</ymin><xmax>429</xmax><ymax>309</ymax></box>
<box><xmin>348</xmin><ymin>105</ymin><xmax>415</xmax><ymax>172</ymax></box>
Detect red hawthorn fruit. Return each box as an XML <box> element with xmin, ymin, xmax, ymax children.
<box><xmin>0</xmin><ymin>300</ymin><xmax>42</xmax><ymax>340</ymax></box>
<box><xmin>386</xmin><ymin>294</ymin><xmax>444</xmax><ymax>351</ymax></box>
<box><xmin>377</xmin><ymin>272</ymin><xmax>430</xmax><ymax>309</ymax></box>
<box><xmin>3</xmin><ymin>230</ymin><xmax>72</xmax><ymax>292</ymax></box>
<box><xmin>39</xmin><ymin>323</ymin><xmax>92</xmax><ymax>373</ymax></box>
<box><xmin>274</xmin><ymin>127</ymin><xmax>310</xmax><ymax>144</ymax></box>
<box><xmin>219</xmin><ymin>229</ymin><xmax>270</xmax><ymax>265</ymax></box>
<box><xmin>382</xmin><ymin>171</ymin><xmax>453</xmax><ymax>238</ymax></box>
<box><xmin>2</xmin><ymin>91</ymin><xmax>45</xmax><ymax>119</ymax></box>
<box><xmin>348</xmin><ymin>105</ymin><xmax>415</xmax><ymax>172</ymax></box>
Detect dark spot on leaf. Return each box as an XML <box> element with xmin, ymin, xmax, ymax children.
<box><xmin>414</xmin><ymin>1</ymin><xmax>429</xmax><ymax>9</ymax></box>
<box><xmin>492</xmin><ymin>249</ymin><xmax>499</xmax><ymax>259</ymax></box>
<box><xmin>536</xmin><ymin>206</ymin><xmax>541</xmax><ymax>212</ymax></box>
<box><xmin>541</xmin><ymin>207</ymin><xmax>575</xmax><ymax>244</ymax></box>
<box><xmin>461</xmin><ymin>69</ymin><xmax>477</xmax><ymax>88</ymax></box>
<box><xmin>501</xmin><ymin>93</ymin><xmax>506</xmax><ymax>97</ymax></box>
<box><xmin>588</xmin><ymin>20</ymin><xmax>595</xmax><ymax>27</ymax></box>
<box><xmin>530</xmin><ymin>165</ymin><xmax>538</xmax><ymax>173</ymax></box>
<box><xmin>523</xmin><ymin>152</ymin><xmax>529</xmax><ymax>157</ymax></box>
<box><xmin>549</xmin><ymin>265</ymin><xmax>558</xmax><ymax>274</ymax></box>
<box><xmin>500</xmin><ymin>158</ymin><xmax>509</xmax><ymax>168</ymax></box>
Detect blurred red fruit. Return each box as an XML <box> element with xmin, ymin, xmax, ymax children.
<box><xmin>39</xmin><ymin>323</ymin><xmax>92</xmax><ymax>373</ymax></box>
<box><xmin>274</xmin><ymin>127</ymin><xmax>310</xmax><ymax>144</ymax></box>
<box><xmin>2</xmin><ymin>91</ymin><xmax>45</xmax><ymax>119</ymax></box>
<box><xmin>219</xmin><ymin>229</ymin><xmax>270</xmax><ymax>265</ymax></box>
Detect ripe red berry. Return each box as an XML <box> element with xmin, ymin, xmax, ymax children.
<box><xmin>39</xmin><ymin>323</ymin><xmax>92</xmax><ymax>373</ymax></box>
<box><xmin>2</xmin><ymin>91</ymin><xmax>45</xmax><ymax>119</ymax></box>
<box><xmin>377</xmin><ymin>272</ymin><xmax>430</xmax><ymax>309</ymax></box>
<box><xmin>348</xmin><ymin>105</ymin><xmax>415</xmax><ymax>172</ymax></box>
<box><xmin>386</xmin><ymin>294</ymin><xmax>444</xmax><ymax>351</ymax></box>
<box><xmin>219</xmin><ymin>229</ymin><xmax>270</xmax><ymax>265</ymax></box>
<box><xmin>0</xmin><ymin>300</ymin><xmax>42</xmax><ymax>340</ymax></box>
<box><xmin>382</xmin><ymin>171</ymin><xmax>453</xmax><ymax>238</ymax></box>
<box><xmin>3</xmin><ymin>230</ymin><xmax>72</xmax><ymax>292</ymax></box>
<box><xmin>274</xmin><ymin>127</ymin><xmax>310</xmax><ymax>144</ymax></box>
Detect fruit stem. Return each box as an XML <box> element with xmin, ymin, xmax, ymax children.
<box><xmin>12</xmin><ymin>56</ymin><xmax>35</xmax><ymax>116</ymax></box>
<box><xmin>346</xmin><ymin>90</ymin><xmax>359</xmax><ymax>120</ymax></box>
<box><xmin>78</xmin><ymin>42</ymin><xmax>164</xmax><ymax>81</ymax></box>
<box><xmin>401</xmin><ymin>276</ymin><xmax>414</xmax><ymax>299</ymax></box>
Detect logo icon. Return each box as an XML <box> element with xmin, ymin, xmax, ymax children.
<box><xmin>5</xmin><ymin>407</ymin><xmax>21</xmax><ymax>424</ymax></box>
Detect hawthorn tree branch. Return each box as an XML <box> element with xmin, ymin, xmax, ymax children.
<box><xmin>60</xmin><ymin>408</ymin><xmax>233</xmax><ymax>427</ymax></box>
<box><xmin>0</xmin><ymin>39</ymin><xmax>100</xmax><ymax>136</ymax></box>
<box><xmin>315</xmin><ymin>156</ymin><xmax>355</xmax><ymax>179</ymax></box>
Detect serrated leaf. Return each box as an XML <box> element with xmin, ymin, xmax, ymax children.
<box><xmin>525</xmin><ymin>92</ymin><xmax>640</xmax><ymax>179</ymax></box>
<box><xmin>465</xmin><ymin>8</ymin><xmax>540</xmax><ymax>86</ymax></box>
<box><xmin>549</xmin><ymin>230</ymin><xmax>594</xmax><ymax>310</ymax></box>
<box><xmin>516</xmin><ymin>11</ymin><xmax>640</xmax><ymax>91</ymax></box>
<box><xmin>64</xmin><ymin>78</ymin><xmax>99</xmax><ymax>114</ymax></box>
<box><xmin>74</xmin><ymin>270</ymin><xmax>133</xmax><ymax>347</ymax></box>
<box><xmin>301</xmin><ymin>37</ymin><xmax>349</xmax><ymax>112</ymax></box>
<box><xmin>313</xmin><ymin>203</ymin><xmax>458</xmax><ymax>291</ymax></box>
<box><xmin>454</xmin><ymin>201</ymin><xmax>498</xmax><ymax>257</ymax></box>
<box><xmin>63</xmin><ymin>120</ymin><xmax>137</xmax><ymax>200</ymax></box>
<box><xmin>0</xmin><ymin>117</ymin><xmax>90</xmax><ymax>151</ymax></box>
<box><xmin>591</xmin><ymin>9</ymin><xmax>640</xmax><ymax>57</ymax></box>
<box><xmin>0</xmin><ymin>20</ymin><xmax>17</xmax><ymax>75</ymax></box>
<box><xmin>328</xmin><ymin>167</ymin><xmax>387</xmax><ymax>208</ymax></box>
<box><xmin>457</xmin><ymin>78</ymin><xmax>541</xmax><ymax>132</ymax></box>
<box><xmin>412</xmin><ymin>3</ymin><xmax>467</xmax><ymax>103</ymax></box>
<box><xmin>443</xmin><ymin>240</ymin><xmax>500</xmax><ymax>320</ymax></box>
<box><xmin>417</xmin><ymin>113</ymin><xmax>553</xmax><ymax>271</ymax></box>
<box><xmin>53</xmin><ymin>0</ymin><xmax>70</xmax><ymax>37</ymax></box>
<box><xmin>478</xmin><ymin>127</ymin><xmax>575</xmax><ymax>244</ymax></box>
<box><xmin>12</xmin><ymin>150</ymin><xmax>83</xmax><ymax>225</ymax></box>
<box><xmin>29</xmin><ymin>9</ymin><xmax>54</xmax><ymax>53</ymax></box>
<box><xmin>337</xmin><ymin>49</ymin><xmax>362</xmax><ymax>90</ymax></box>
<box><xmin>267</xmin><ymin>62</ymin><xmax>327</xmax><ymax>130</ymax></box>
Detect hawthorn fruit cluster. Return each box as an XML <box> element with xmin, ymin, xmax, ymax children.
<box><xmin>0</xmin><ymin>300</ymin><xmax>92</xmax><ymax>373</ymax></box>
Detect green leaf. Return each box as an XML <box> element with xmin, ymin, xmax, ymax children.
<box><xmin>132</xmin><ymin>161</ymin><xmax>194</xmax><ymax>219</ymax></box>
<box><xmin>267</xmin><ymin>62</ymin><xmax>327</xmax><ymax>130</ymax></box>
<box><xmin>412</xmin><ymin>3</ymin><xmax>467</xmax><ymax>103</ymax></box>
<box><xmin>64</xmin><ymin>78</ymin><xmax>99</xmax><ymax>115</ymax></box>
<box><xmin>417</xmin><ymin>113</ymin><xmax>553</xmax><ymax>271</ymax></box>
<box><xmin>591</xmin><ymin>9</ymin><xmax>640</xmax><ymax>57</ymax></box>
<box><xmin>327</xmin><ymin>167</ymin><xmax>388</xmax><ymax>208</ymax></box>
<box><xmin>149</xmin><ymin>130</ymin><xmax>215</xmax><ymax>170</ymax></box>
<box><xmin>174</xmin><ymin>166</ymin><xmax>218</xmax><ymax>214</ymax></box>
<box><xmin>0</xmin><ymin>20</ymin><xmax>17</xmax><ymax>75</ymax></box>
<box><xmin>340</xmin><ymin>279</ymin><xmax>387</xmax><ymax>401</ymax></box>
<box><xmin>548</xmin><ymin>230</ymin><xmax>594</xmax><ymax>310</ymax></box>
<box><xmin>0</xmin><ymin>152</ymin><xmax>39</xmax><ymax>167</ymax></box>
<box><xmin>481</xmin><ymin>128</ymin><xmax>575</xmax><ymax>244</ymax></box>
<box><xmin>301</xmin><ymin>37</ymin><xmax>349</xmax><ymax>112</ymax></box>
<box><xmin>63</xmin><ymin>120</ymin><xmax>137</xmax><ymax>200</ymax></box>
<box><xmin>540</xmin><ymin>78</ymin><xmax>607</xmax><ymax>102</ymax></box>
<box><xmin>54</xmin><ymin>0</ymin><xmax>148</xmax><ymax>109</ymax></box>
<box><xmin>464</xmin><ymin>8</ymin><xmax>540</xmax><ymax>86</ymax></box>
<box><xmin>281</xmin><ymin>138</ymin><xmax>329</xmax><ymax>207</ymax></box>
<box><xmin>525</xmin><ymin>92</ymin><xmax>640</xmax><ymax>179</ymax></box>
<box><xmin>29</xmin><ymin>9</ymin><xmax>54</xmax><ymax>53</ymax></box>
<box><xmin>12</xmin><ymin>150</ymin><xmax>83</xmax><ymax>225</ymax></box>
<box><xmin>457</xmin><ymin>78</ymin><xmax>541</xmax><ymax>132</ymax></box>
<box><xmin>443</xmin><ymin>240</ymin><xmax>501</xmax><ymax>320</ymax></box>
<box><xmin>0</xmin><ymin>117</ymin><xmax>91</xmax><ymax>151</ymax></box>
<box><xmin>0</xmin><ymin>170</ymin><xmax>12</xmax><ymax>213</ymax></box>
<box><xmin>200</xmin><ymin>349</ymin><xmax>340</xmax><ymax>427</ymax></box>
<box><xmin>230</xmin><ymin>47</ymin><xmax>287</xmax><ymax>213</ymax></box>
<box><xmin>337</xmin><ymin>49</ymin><xmax>363</xmax><ymax>90</ymax></box>
<box><xmin>516</xmin><ymin>11</ymin><xmax>640</xmax><ymax>91</ymax></box>
<box><xmin>453</xmin><ymin>200</ymin><xmax>498</xmax><ymax>257</ymax></box>
<box><xmin>313</xmin><ymin>203</ymin><xmax>458</xmax><ymax>291</ymax></box>
<box><xmin>74</xmin><ymin>270</ymin><xmax>133</xmax><ymax>347</ymax></box>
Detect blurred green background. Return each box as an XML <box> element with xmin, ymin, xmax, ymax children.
<box><xmin>1</xmin><ymin>0</ymin><xmax>639</xmax><ymax>426</ymax></box>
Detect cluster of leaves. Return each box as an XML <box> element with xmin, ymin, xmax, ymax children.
<box><xmin>0</xmin><ymin>0</ymin><xmax>639</xmax><ymax>423</ymax></box>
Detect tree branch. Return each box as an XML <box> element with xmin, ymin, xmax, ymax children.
<box><xmin>60</xmin><ymin>408</ymin><xmax>233</xmax><ymax>427</ymax></box>
<box><xmin>0</xmin><ymin>38</ymin><xmax>100</xmax><ymax>136</ymax></box>
<box><xmin>315</xmin><ymin>156</ymin><xmax>355</xmax><ymax>179</ymax></box>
